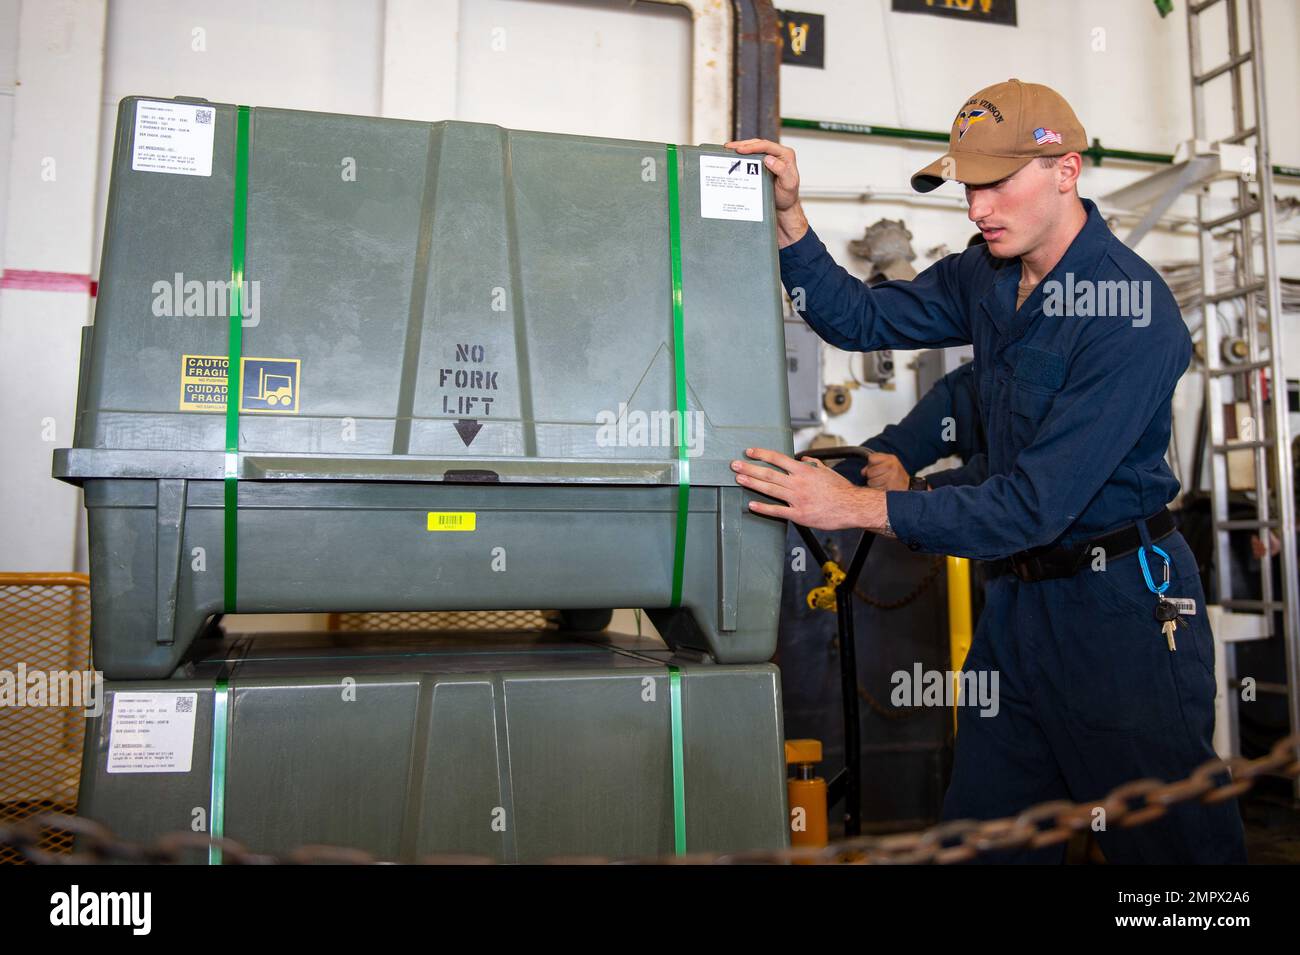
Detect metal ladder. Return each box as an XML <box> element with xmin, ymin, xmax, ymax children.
<box><xmin>1188</xmin><ymin>0</ymin><xmax>1299</xmax><ymax>793</ymax></box>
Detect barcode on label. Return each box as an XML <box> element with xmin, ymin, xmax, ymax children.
<box><xmin>195</xmin><ymin>107</ymin><xmax>214</xmax><ymax>125</ymax></box>
<box><xmin>1168</xmin><ymin>597</ymin><xmax>1197</xmax><ymax>616</ymax></box>
<box><xmin>427</xmin><ymin>511</ymin><xmax>476</xmax><ymax>532</ymax></box>
<box><xmin>175</xmin><ymin>696</ymin><xmax>194</xmax><ymax>712</ymax></box>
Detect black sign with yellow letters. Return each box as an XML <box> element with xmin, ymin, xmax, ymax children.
<box><xmin>891</xmin><ymin>0</ymin><xmax>1017</xmax><ymax>28</ymax></box>
<box><xmin>775</xmin><ymin>9</ymin><xmax>825</xmax><ymax>69</ymax></box>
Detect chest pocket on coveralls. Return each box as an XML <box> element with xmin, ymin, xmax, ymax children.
<box><xmin>1008</xmin><ymin>346</ymin><xmax>1066</xmax><ymax>447</ymax></box>
<box><xmin>1009</xmin><ymin>381</ymin><xmax>1058</xmax><ymax>447</ymax></box>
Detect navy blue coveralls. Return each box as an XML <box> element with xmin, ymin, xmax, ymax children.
<box><xmin>839</xmin><ymin>361</ymin><xmax>986</xmax><ymax>488</ymax></box>
<box><xmin>781</xmin><ymin>198</ymin><xmax>1247</xmax><ymax>863</ymax></box>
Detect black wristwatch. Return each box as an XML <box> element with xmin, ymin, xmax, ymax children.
<box><xmin>908</xmin><ymin>475</ymin><xmax>929</xmax><ymax>492</ymax></box>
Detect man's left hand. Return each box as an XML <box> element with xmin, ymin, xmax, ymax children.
<box><xmin>730</xmin><ymin>447</ymin><xmax>893</xmax><ymax>534</ymax></box>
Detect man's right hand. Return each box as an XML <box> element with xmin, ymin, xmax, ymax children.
<box><xmin>723</xmin><ymin>138</ymin><xmax>809</xmax><ymax>248</ymax></box>
<box><xmin>862</xmin><ymin>452</ymin><xmax>911</xmax><ymax>492</ymax></box>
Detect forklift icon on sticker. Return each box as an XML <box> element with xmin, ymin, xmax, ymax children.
<box><xmin>259</xmin><ymin>372</ymin><xmax>293</xmax><ymax>405</ymax></box>
<box><xmin>240</xmin><ymin>357</ymin><xmax>300</xmax><ymax>414</ymax></box>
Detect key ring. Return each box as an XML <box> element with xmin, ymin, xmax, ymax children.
<box><xmin>1137</xmin><ymin>544</ymin><xmax>1171</xmax><ymax>595</ymax></box>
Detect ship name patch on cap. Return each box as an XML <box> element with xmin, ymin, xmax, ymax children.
<box><xmin>911</xmin><ymin>80</ymin><xmax>1088</xmax><ymax>193</ymax></box>
<box><xmin>954</xmin><ymin>98</ymin><xmax>1005</xmax><ymax>141</ymax></box>
<box><xmin>956</xmin><ymin>109</ymin><xmax>990</xmax><ymax>140</ymax></box>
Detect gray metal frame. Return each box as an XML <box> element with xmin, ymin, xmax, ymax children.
<box><xmin>1188</xmin><ymin>0</ymin><xmax>1299</xmax><ymax>794</ymax></box>
<box><xmin>731</xmin><ymin>0</ymin><xmax>782</xmax><ymax>142</ymax></box>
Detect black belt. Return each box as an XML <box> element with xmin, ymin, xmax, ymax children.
<box><xmin>984</xmin><ymin>508</ymin><xmax>1176</xmax><ymax>583</ymax></box>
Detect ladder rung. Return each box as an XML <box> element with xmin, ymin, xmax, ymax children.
<box><xmin>1223</xmin><ymin>127</ymin><xmax>1259</xmax><ymax>145</ymax></box>
<box><xmin>1189</xmin><ymin>0</ymin><xmax>1226</xmax><ymax>13</ymax></box>
<box><xmin>1213</xmin><ymin>439</ymin><xmax>1274</xmax><ymax>452</ymax></box>
<box><xmin>1202</xmin><ymin>203</ymin><xmax>1260</xmax><ymax>230</ymax></box>
<box><xmin>1204</xmin><ymin>280</ymin><xmax>1267</xmax><ymax>304</ymax></box>
<box><xmin>1195</xmin><ymin>52</ymin><xmax>1254</xmax><ymax>85</ymax></box>
<box><xmin>1209</xmin><ymin>359</ymin><xmax>1271</xmax><ymax>374</ymax></box>
<box><xmin>1217</xmin><ymin>518</ymin><xmax>1279</xmax><ymax>530</ymax></box>
<box><xmin>1221</xmin><ymin>598</ymin><xmax>1286</xmax><ymax>611</ymax></box>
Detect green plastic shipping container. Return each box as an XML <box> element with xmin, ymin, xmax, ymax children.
<box><xmin>77</xmin><ymin>630</ymin><xmax>789</xmax><ymax>862</ymax></box>
<box><xmin>53</xmin><ymin>97</ymin><xmax>793</xmax><ymax>678</ymax></box>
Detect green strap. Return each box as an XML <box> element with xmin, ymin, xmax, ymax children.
<box><xmin>665</xmin><ymin>144</ymin><xmax>689</xmax><ymax>607</ymax></box>
<box><xmin>668</xmin><ymin>664</ymin><xmax>686</xmax><ymax>855</ymax></box>
<box><xmin>208</xmin><ymin>678</ymin><xmax>229</xmax><ymax>865</ymax></box>
<box><xmin>224</xmin><ymin>105</ymin><xmax>250</xmax><ymax>612</ymax></box>
<box><xmin>577</xmin><ymin>637</ymin><xmax>685</xmax><ymax>852</ymax></box>
<box><xmin>664</xmin><ymin>146</ymin><xmax>688</xmax><ymax>853</ymax></box>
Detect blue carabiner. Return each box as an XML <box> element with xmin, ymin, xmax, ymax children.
<box><xmin>1137</xmin><ymin>544</ymin><xmax>1171</xmax><ymax>595</ymax></box>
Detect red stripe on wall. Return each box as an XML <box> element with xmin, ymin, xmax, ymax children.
<box><xmin>1</xmin><ymin>269</ymin><xmax>96</xmax><ymax>295</ymax></box>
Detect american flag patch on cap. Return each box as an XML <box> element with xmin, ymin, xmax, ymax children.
<box><xmin>1033</xmin><ymin>127</ymin><xmax>1063</xmax><ymax>146</ymax></box>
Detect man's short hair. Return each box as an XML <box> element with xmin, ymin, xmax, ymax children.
<box><xmin>1036</xmin><ymin>156</ymin><xmax>1059</xmax><ymax>169</ymax></box>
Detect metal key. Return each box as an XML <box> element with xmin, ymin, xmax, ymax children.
<box><xmin>1154</xmin><ymin>596</ymin><xmax>1179</xmax><ymax>651</ymax></box>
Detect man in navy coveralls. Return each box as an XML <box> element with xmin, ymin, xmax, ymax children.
<box><xmin>727</xmin><ymin>79</ymin><xmax>1246</xmax><ymax>863</ymax></box>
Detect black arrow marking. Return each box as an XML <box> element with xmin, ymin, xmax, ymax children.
<box><xmin>454</xmin><ymin>419</ymin><xmax>482</xmax><ymax>447</ymax></box>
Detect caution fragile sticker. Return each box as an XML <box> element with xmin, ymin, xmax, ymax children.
<box><xmin>179</xmin><ymin>354</ymin><xmax>230</xmax><ymax>411</ymax></box>
<box><xmin>179</xmin><ymin>354</ymin><xmax>301</xmax><ymax>414</ymax></box>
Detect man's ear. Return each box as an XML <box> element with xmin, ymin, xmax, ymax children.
<box><xmin>1058</xmin><ymin>152</ymin><xmax>1083</xmax><ymax>194</ymax></box>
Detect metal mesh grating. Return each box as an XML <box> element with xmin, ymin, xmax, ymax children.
<box><xmin>0</xmin><ymin>574</ymin><xmax>92</xmax><ymax>864</ymax></box>
<box><xmin>330</xmin><ymin>610</ymin><xmax>556</xmax><ymax>632</ymax></box>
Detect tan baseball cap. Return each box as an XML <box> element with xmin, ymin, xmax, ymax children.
<box><xmin>910</xmin><ymin>79</ymin><xmax>1088</xmax><ymax>193</ymax></box>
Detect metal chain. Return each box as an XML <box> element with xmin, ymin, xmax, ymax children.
<box><xmin>828</xmin><ymin>628</ymin><xmax>927</xmax><ymax>723</ymax></box>
<box><xmin>818</xmin><ymin>534</ymin><xmax>942</xmax><ymax>611</ymax></box>
<box><xmin>6</xmin><ymin>734</ymin><xmax>1294</xmax><ymax>865</ymax></box>
<box><xmin>856</xmin><ymin>679</ymin><xmax>928</xmax><ymax>722</ymax></box>
<box><xmin>833</xmin><ymin>544</ymin><xmax>944</xmax><ymax>720</ymax></box>
<box><xmin>852</xmin><ymin>554</ymin><xmax>944</xmax><ymax>610</ymax></box>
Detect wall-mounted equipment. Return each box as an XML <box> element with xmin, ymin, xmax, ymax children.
<box><xmin>786</xmin><ymin>319</ymin><xmax>824</xmax><ymax>428</ymax></box>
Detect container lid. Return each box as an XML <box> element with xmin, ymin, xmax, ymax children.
<box><xmin>64</xmin><ymin>98</ymin><xmax>792</xmax><ymax>487</ymax></box>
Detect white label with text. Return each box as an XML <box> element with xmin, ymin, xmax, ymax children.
<box><xmin>699</xmin><ymin>155</ymin><xmax>763</xmax><ymax>221</ymax></box>
<box><xmin>132</xmin><ymin>100</ymin><xmax>216</xmax><ymax>176</ymax></box>
<box><xmin>106</xmin><ymin>692</ymin><xmax>198</xmax><ymax>773</ymax></box>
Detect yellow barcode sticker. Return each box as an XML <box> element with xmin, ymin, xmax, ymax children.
<box><xmin>427</xmin><ymin>512</ymin><xmax>476</xmax><ymax>532</ymax></box>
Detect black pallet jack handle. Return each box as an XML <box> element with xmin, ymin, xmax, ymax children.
<box><xmin>788</xmin><ymin>446</ymin><xmax>876</xmax><ymax>838</ymax></box>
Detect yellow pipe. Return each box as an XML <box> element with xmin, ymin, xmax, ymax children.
<box><xmin>945</xmin><ymin>556</ymin><xmax>973</xmax><ymax>734</ymax></box>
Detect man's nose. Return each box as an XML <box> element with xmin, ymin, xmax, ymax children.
<box><xmin>967</xmin><ymin>193</ymin><xmax>990</xmax><ymax>223</ymax></box>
